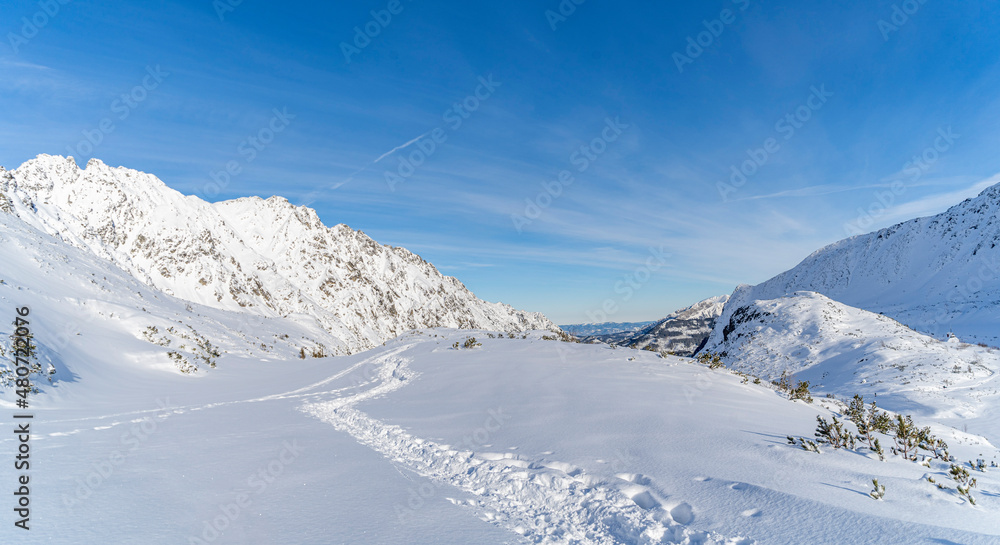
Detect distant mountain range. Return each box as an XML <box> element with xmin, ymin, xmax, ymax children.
<box><xmin>562</xmin><ymin>295</ymin><xmax>729</xmax><ymax>356</ymax></box>
<box><xmin>615</xmin><ymin>295</ymin><xmax>729</xmax><ymax>356</ymax></box>
<box><xmin>559</xmin><ymin>321</ymin><xmax>656</xmax><ymax>338</ymax></box>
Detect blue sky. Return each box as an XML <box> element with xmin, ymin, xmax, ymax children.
<box><xmin>2</xmin><ymin>0</ymin><xmax>1000</xmax><ymax>324</ymax></box>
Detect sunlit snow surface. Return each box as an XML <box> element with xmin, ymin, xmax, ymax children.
<box><xmin>2</xmin><ymin>325</ymin><xmax>999</xmax><ymax>543</ymax></box>
<box><xmin>1</xmin><ymin>162</ymin><xmax>999</xmax><ymax>543</ymax></box>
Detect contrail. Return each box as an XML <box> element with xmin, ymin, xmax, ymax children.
<box><xmin>372</xmin><ymin>131</ymin><xmax>432</xmax><ymax>164</ymax></box>
<box><xmin>298</xmin><ymin>130</ymin><xmax>434</xmax><ymax>206</ymax></box>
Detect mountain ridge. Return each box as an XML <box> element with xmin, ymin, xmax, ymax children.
<box><xmin>0</xmin><ymin>154</ymin><xmax>555</xmax><ymax>355</ymax></box>
<box><xmin>712</xmin><ymin>179</ymin><xmax>1000</xmax><ymax>345</ymax></box>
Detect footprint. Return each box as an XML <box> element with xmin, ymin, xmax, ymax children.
<box><xmin>544</xmin><ymin>461</ymin><xmax>582</xmax><ymax>476</ymax></box>
<box><xmin>622</xmin><ymin>486</ymin><xmax>660</xmax><ymax>510</ymax></box>
<box><xmin>616</xmin><ymin>473</ymin><xmax>651</xmax><ymax>485</ymax></box>
<box><xmin>741</xmin><ymin>508</ymin><xmax>762</xmax><ymax>518</ymax></box>
<box><xmin>668</xmin><ymin>502</ymin><xmax>694</xmax><ymax>524</ymax></box>
<box><xmin>478</xmin><ymin>452</ymin><xmax>516</xmax><ymax>461</ymax></box>
<box><xmin>730</xmin><ymin>482</ymin><xmax>748</xmax><ymax>491</ymax></box>
<box><xmin>692</xmin><ymin>476</ymin><xmax>711</xmax><ymax>482</ymax></box>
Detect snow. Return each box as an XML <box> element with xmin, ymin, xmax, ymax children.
<box><xmin>704</xmin><ymin>291</ymin><xmax>1000</xmax><ymax>444</ymax></box>
<box><xmin>3</xmin><ymin>326</ymin><xmax>998</xmax><ymax>544</ymax></box>
<box><xmin>714</xmin><ymin>182</ymin><xmax>1000</xmax><ymax>345</ymax></box>
<box><xmin>1</xmin><ymin>157</ymin><xmax>999</xmax><ymax>543</ymax></box>
<box><xmin>0</xmin><ymin>155</ymin><xmax>554</xmax><ymax>357</ymax></box>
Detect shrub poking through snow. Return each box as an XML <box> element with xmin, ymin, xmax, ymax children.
<box><xmin>789</xmin><ymin>380</ymin><xmax>812</xmax><ymax>403</ymax></box>
<box><xmin>787</xmin><ymin>435</ymin><xmax>820</xmax><ymax>453</ymax></box>
<box><xmin>774</xmin><ymin>370</ymin><xmax>792</xmax><ymax>392</ymax></box>
<box><xmin>887</xmin><ymin>415</ymin><xmax>945</xmax><ymax>462</ymax></box>
<box><xmin>846</xmin><ymin>394</ymin><xmax>890</xmax><ymax>459</ymax></box>
<box><xmin>2</xmin><ymin>323</ymin><xmax>54</xmax><ymax>390</ymax></box>
<box><xmin>873</xmin><ymin>438</ymin><xmax>885</xmax><ymax>461</ymax></box>
<box><xmin>815</xmin><ymin>415</ymin><xmax>856</xmax><ymax>450</ymax></box>
<box><xmin>869</xmin><ymin>479</ymin><xmax>885</xmax><ymax>500</ymax></box>
<box><xmin>889</xmin><ymin>414</ymin><xmax>920</xmax><ymax>461</ymax></box>
<box><xmin>696</xmin><ymin>352</ymin><xmax>725</xmax><ymax>369</ymax></box>
<box><xmin>949</xmin><ymin>464</ymin><xmax>977</xmax><ymax>505</ymax></box>
<box><xmin>453</xmin><ymin>337</ymin><xmax>482</xmax><ymax>350</ymax></box>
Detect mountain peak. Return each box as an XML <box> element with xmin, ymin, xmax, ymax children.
<box><xmin>1</xmin><ymin>156</ymin><xmax>555</xmax><ymax>354</ymax></box>
<box><xmin>713</xmin><ymin>178</ymin><xmax>1000</xmax><ymax>345</ymax></box>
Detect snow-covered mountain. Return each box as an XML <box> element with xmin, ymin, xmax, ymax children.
<box><xmin>617</xmin><ymin>295</ymin><xmax>729</xmax><ymax>356</ymax></box>
<box><xmin>703</xmin><ymin>291</ymin><xmax>1000</xmax><ymax>433</ymax></box>
<box><xmin>715</xmin><ymin>181</ymin><xmax>1000</xmax><ymax>345</ymax></box>
<box><xmin>0</xmin><ymin>209</ymin><xmax>349</xmax><ymax>388</ymax></box>
<box><xmin>2</xmin><ymin>156</ymin><xmax>998</xmax><ymax>543</ymax></box>
<box><xmin>0</xmin><ymin>155</ymin><xmax>554</xmax><ymax>355</ymax></box>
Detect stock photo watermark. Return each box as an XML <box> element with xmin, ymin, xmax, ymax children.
<box><xmin>673</xmin><ymin>0</ymin><xmax>751</xmax><ymax>73</ymax></box>
<box><xmin>64</xmin><ymin>65</ymin><xmax>170</xmax><ymax>161</ymax></box>
<box><xmin>203</xmin><ymin>107</ymin><xmax>295</xmax><ymax>198</ymax></box>
<box><xmin>61</xmin><ymin>398</ymin><xmax>174</xmax><ymax>513</ymax></box>
<box><xmin>213</xmin><ymin>0</ymin><xmax>244</xmax><ymax>22</ymax></box>
<box><xmin>511</xmin><ymin>116</ymin><xmax>629</xmax><ymax>232</ymax></box>
<box><xmin>6</xmin><ymin>0</ymin><xmax>72</xmax><ymax>54</ymax></box>
<box><xmin>545</xmin><ymin>0</ymin><xmax>587</xmax><ymax>31</ymax></box>
<box><xmin>583</xmin><ymin>245</ymin><xmax>671</xmax><ymax>324</ymax></box>
<box><xmin>188</xmin><ymin>439</ymin><xmax>305</xmax><ymax>544</ymax></box>
<box><xmin>394</xmin><ymin>407</ymin><xmax>510</xmax><ymax>523</ymax></box>
<box><xmin>383</xmin><ymin>74</ymin><xmax>501</xmax><ymax>191</ymax></box>
<box><xmin>878</xmin><ymin>0</ymin><xmax>929</xmax><ymax>41</ymax></box>
<box><xmin>717</xmin><ymin>84</ymin><xmax>833</xmax><ymax>201</ymax></box>
<box><xmin>843</xmin><ymin>126</ymin><xmax>958</xmax><ymax>236</ymax></box>
<box><xmin>340</xmin><ymin>0</ymin><xmax>416</xmax><ymax>63</ymax></box>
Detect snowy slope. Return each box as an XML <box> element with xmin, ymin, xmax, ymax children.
<box><xmin>618</xmin><ymin>295</ymin><xmax>729</xmax><ymax>356</ymax></box>
<box><xmin>714</xmin><ymin>181</ymin><xmax>1000</xmax><ymax>345</ymax></box>
<box><xmin>2</xmin><ymin>328</ymin><xmax>997</xmax><ymax>544</ymax></box>
<box><xmin>0</xmin><ymin>155</ymin><xmax>553</xmax><ymax>355</ymax></box>
<box><xmin>0</xmin><ymin>211</ymin><xmax>348</xmax><ymax>396</ymax></box>
<box><xmin>703</xmin><ymin>292</ymin><xmax>1000</xmax><ymax>442</ymax></box>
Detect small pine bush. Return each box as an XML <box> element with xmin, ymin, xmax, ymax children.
<box><xmin>815</xmin><ymin>415</ymin><xmax>855</xmax><ymax>450</ymax></box>
<box><xmin>787</xmin><ymin>435</ymin><xmax>820</xmax><ymax>453</ymax></box>
<box><xmin>696</xmin><ymin>352</ymin><xmax>725</xmax><ymax>369</ymax></box>
<box><xmin>889</xmin><ymin>414</ymin><xmax>919</xmax><ymax>461</ymax></box>
<box><xmin>949</xmin><ymin>464</ymin><xmax>977</xmax><ymax>505</ymax></box>
<box><xmin>869</xmin><ymin>479</ymin><xmax>885</xmax><ymax>500</ymax></box>
<box><xmin>846</xmin><ymin>394</ymin><xmax>889</xmax><ymax>459</ymax></box>
<box><xmin>789</xmin><ymin>380</ymin><xmax>812</xmax><ymax>403</ymax></box>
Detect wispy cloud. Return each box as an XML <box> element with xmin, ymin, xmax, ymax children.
<box><xmin>876</xmin><ymin>176</ymin><xmax>999</xmax><ymax>226</ymax></box>
<box><xmin>734</xmin><ymin>183</ymin><xmax>886</xmax><ymax>201</ymax></box>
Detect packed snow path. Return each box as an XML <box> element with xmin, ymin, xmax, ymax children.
<box><xmin>301</xmin><ymin>344</ymin><xmax>752</xmax><ymax>545</ymax></box>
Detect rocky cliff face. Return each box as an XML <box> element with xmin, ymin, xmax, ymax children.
<box><xmin>618</xmin><ymin>295</ymin><xmax>728</xmax><ymax>356</ymax></box>
<box><xmin>0</xmin><ymin>155</ymin><xmax>554</xmax><ymax>355</ymax></box>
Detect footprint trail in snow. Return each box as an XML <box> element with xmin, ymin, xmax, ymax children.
<box><xmin>302</xmin><ymin>344</ymin><xmax>753</xmax><ymax>545</ymax></box>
